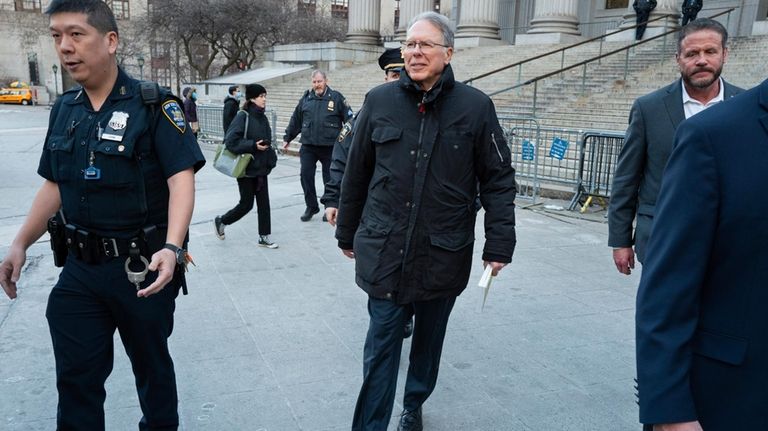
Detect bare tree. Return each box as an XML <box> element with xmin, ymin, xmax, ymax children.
<box><xmin>145</xmin><ymin>0</ymin><xmax>348</xmax><ymax>80</ymax></box>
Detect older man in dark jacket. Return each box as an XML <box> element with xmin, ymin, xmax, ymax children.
<box><xmin>336</xmin><ymin>11</ymin><xmax>517</xmax><ymax>431</ymax></box>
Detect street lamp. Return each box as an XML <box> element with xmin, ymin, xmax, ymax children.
<box><xmin>51</xmin><ymin>64</ymin><xmax>58</xmax><ymax>97</ymax></box>
<box><xmin>137</xmin><ymin>56</ymin><xmax>145</xmax><ymax>80</ymax></box>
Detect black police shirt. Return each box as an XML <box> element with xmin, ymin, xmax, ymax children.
<box><xmin>38</xmin><ymin>68</ymin><xmax>205</xmax><ymax>237</ymax></box>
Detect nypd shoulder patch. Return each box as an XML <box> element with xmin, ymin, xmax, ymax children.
<box><xmin>162</xmin><ymin>100</ymin><xmax>186</xmax><ymax>133</ymax></box>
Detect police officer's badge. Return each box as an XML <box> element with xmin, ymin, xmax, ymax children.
<box><xmin>328</xmin><ymin>100</ymin><xmax>335</xmax><ymax>111</ymax></box>
<box><xmin>102</xmin><ymin>111</ymin><xmax>130</xmax><ymax>141</ymax></box>
<box><xmin>108</xmin><ymin>111</ymin><xmax>129</xmax><ymax>130</ymax></box>
<box><xmin>162</xmin><ymin>100</ymin><xmax>187</xmax><ymax>133</ymax></box>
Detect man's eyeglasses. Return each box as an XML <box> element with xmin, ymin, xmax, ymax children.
<box><xmin>401</xmin><ymin>40</ymin><xmax>450</xmax><ymax>53</ymax></box>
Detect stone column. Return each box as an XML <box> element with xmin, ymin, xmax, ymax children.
<box><xmin>527</xmin><ymin>0</ymin><xmax>580</xmax><ymax>35</ymax></box>
<box><xmin>456</xmin><ymin>0</ymin><xmax>501</xmax><ymax>40</ymax></box>
<box><xmin>346</xmin><ymin>0</ymin><xmax>382</xmax><ymax>45</ymax></box>
<box><xmin>515</xmin><ymin>0</ymin><xmax>583</xmax><ymax>44</ymax></box>
<box><xmin>395</xmin><ymin>0</ymin><xmax>434</xmax><ymax>40</ymax></box>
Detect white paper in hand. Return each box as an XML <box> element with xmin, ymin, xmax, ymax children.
<box><xmin>478</xmin><ymin>265</ymin><xmax>494</xmax><ymax>311</ymax></box>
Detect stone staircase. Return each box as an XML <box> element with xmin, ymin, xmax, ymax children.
<box><xmin>259</xmin><ymin>34</ymin><xmax>767</xmax><ymax>150</ymax></box>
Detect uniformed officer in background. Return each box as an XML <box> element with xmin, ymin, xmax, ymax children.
<box><xmin>283</xmin><ymin>70</ymin><xmax>352</xmax><ymax>222</ymax></box>
<box><xmin>0</xmin><ymin>1</ymin><xmax>205</xmax><ymax>430</ymax></box>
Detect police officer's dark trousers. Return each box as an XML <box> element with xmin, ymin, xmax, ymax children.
<box><xmin>635</xmin><ymin>10</ymin><xmax>652</xmax><ymax>39</ymax></box>
<box><xmin>352</xmin><ymin>296</ymin><xmax>456</xmax><ymax>431</ymax></box>
<box><xmin>299</xmin><ymin>144</ymin><xmax>332</xmax><ymax>211</ymax></box>
<box><xmin>220</xmin><ymin>176</ymin><xmax>271</xmax><ymax>235</ymax></box>
<box><xmin>46</xmin><ymin>255</ymin><xmax>179</xmax><ymax>431</ymax></box>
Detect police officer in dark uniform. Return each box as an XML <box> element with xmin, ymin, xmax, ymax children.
<box><xmin>283</xmin><ymin>70</ymin><xmax>352</xmax><ymax>221</ymax></box>
<box><xmin>634</xmin><ymin>0</ymin><xmax>658</xmax><ymax>40</ymax></box>
<box><xmin>0</xmin><ymin>1</ymin><xmax>205</xmax><ymax>430</ymax></box>
<box><xmin>681</xmin><ymin>0</ymin><xmax>703</xmax><ymax>26</ymax></box>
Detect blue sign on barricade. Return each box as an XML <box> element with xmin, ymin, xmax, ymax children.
<box><xmin>522</xmin><ymin>139</ymin><xmax>535</xmax><ymax>161</ymax></box>
<box><xmin>549</xmin><ymin>137</ymin><xmax>568</xmax><ymax>160</ymax></box>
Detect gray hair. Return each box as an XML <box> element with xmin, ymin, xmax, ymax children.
<box><xmin>311</xmin><ymin>69</ymin><xmax>327</xmax><ymax>80</ymax></box>
<box><xmin>408</xmin><ymin>11</ymin><xmax>454</xmax><ymax>48</ymax></box>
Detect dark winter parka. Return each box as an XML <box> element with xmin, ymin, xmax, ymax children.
<box><xmin>222</xmin><ymin>95</ymin><xmax>239</xmax><ymax>133</ymax></box>
<box><xmin>223</xmin><ymin>105</ymin><xmax>273</xmax><ymax>177</ymax></box>
<box><xmin>283</xmin><ymin>86</ymin><xmax>352</xmax><ymax>147</ymax></box>
<box><xmin>335</xmin><ymin>64</ymin><xmax>517</xmax><ymax>304</ymax></box>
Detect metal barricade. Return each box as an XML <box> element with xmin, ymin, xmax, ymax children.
<box><xmin>197</xmin><ymin>104</ymin><xmax>225</xmax><ymax>141</ymax></box>
<box><xmin>505</xmin><ymin>121</ymin><xmax>586</xmax><ymax>202</ymax></box>
<box><xmin>196</xmin><ymin>104</ymin><xmax>279</xmax><ymax>145</ymax></box>
<box><xmin>499</xmin><ymin>116</ymin><xmax>541</xmax><ymax>203</ymax></box>
<box><xmin>568</xmin><ymin>131</ymin><xmax>624</xmax><ymax>212</ymax></box>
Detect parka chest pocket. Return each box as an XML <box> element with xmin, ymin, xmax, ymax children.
<box><xmin>372</xmin><ymin>126</ymin><xmax>402</xmax><ymax>145</ymax></box>
<box><xmin>440</xmin><ymin>129</ymin><xmax>474</xmax><ymax>153</ymax></box>
<box><xmin>372</xmin><ymin>126</ymin><xmax>403</xmax><ymax>162</ymax></box>
<box><xmin>91</xmin><ymin>137</ymin><xmax>139</xmax><ymax>187</ymax></box>
<box><xmin>47</xmin><ymin>135</ymin><xmax>76</xmax><ymax>183</ymax></box>
<box><xmin>437</xmin><ymin>128</ymin><xmax>474</xmax><ymax>174</ymax></box>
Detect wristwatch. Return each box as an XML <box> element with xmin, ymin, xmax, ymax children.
<box><xmin>163</xmin><ymin>243</ymin><xmax>187</xmax><ymax>265</ymax></box>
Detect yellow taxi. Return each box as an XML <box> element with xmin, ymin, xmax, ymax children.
<box><xmin>0</xmin><ymin>88</ymin><xmax>34</xmax><ymax>105</ymax></box>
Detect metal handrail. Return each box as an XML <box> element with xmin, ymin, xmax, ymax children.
<box><xmin>486</xmin><ymin>8</ymin><xmax>735</xmax><ymax>114</ymax></box>
<box><xmin>464</xmin><ymin>7</ymin><xmax>736</xmax><ymax>89</ymax></box>
<box><xmin>462</xmin><ymin>13</ymin><xmax>672</xmax><ymax>86</ymax></box>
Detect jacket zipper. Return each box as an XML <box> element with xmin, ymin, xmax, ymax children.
<box><xmin>491</xmin><ymin>132</ymin><xmax>505</xmax><ymax>164</ymax></box>
<box><xmin>415</xmin><ymin>94</ymin><xmax>427</xmax><ymax>169</ymax></box>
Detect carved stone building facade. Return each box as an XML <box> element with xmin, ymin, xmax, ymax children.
<box><xmin>0</xmin><ymin>0</ymin><xmax>766</xmax><ymax>99</ymax></box>
<box><xmin>351</xmin><ymin>0</ymin><xmax>768</xmax><ymax>46</ymax></box>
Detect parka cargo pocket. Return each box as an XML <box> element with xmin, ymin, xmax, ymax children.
<box><xmin>301</xmin><ymin>120</ymin><xmax>311</xmax><ymax>137</ymax></box>
<box><xmin>354</xmin><ymin>219</ymin><xmax>398</xmax><ymax>284</ymax></box>
<box><xmin>323</xmin><ymin>120</ymin><xmax>341</xmax><ymax>140</ymax></box>
<box><xmin>426</xmin><ymin>230</ymin><xmax>475</xmax><ymax>289</ymax></box>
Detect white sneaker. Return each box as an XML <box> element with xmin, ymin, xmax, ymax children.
<box><xmin>258</xmin><ymin>235</ymin><xmax>278</xmax><ymax>249</ymax></box>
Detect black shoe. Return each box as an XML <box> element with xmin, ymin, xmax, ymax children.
<box><xmin>397</xmin><ymin>407</ymin><xmax>422</xmax><ymax>431</ymax></box>
<box><xmin>214</xmin><ymin>216</ymin><xmax>225</xmax><ymax>240</ymax></box>
<box><xmin>300</xmin><ymin>207</ymin><xmax>319</xmax><ymax>222</ymax></box>
<box><xmin>403</xmin><ymin>317</ymin><xmax>414</xmax><ymax>339</ymax></box>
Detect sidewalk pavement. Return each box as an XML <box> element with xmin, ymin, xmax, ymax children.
<box><xmin>0</xmin><ymin>106</ymin><xmax>642</xmax><ymax>430</ymax></box>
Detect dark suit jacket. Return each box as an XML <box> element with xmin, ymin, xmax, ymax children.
<box><xmin>608</xmin><ymin>79</ymin><xmax>743</xmax><ymax>262</ymax></box>
<box><xmin>636</xmin><ymin>79</ymin><xmax>768</xmax><ymax>429</ymax></box>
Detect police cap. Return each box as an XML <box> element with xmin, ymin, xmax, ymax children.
<box><xmin>378</xmin><ymin>48</ymin><xmax>404</xmax><ymax>72</ymax></box>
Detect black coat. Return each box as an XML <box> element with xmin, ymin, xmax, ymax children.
<box><xmin>223</xmin><ymin>106</ymin><xmax>273</xmax><ymax>177</ymax></box>
<box><xmin>320</xmin><ymin>116</ymin><xmax>354</xmax><ymax>209</ymax></box>
<box><xmin>283</xmin><ymin>87</ymin><xmax>352</xmax><ymax>147</ymax></box>
<box><xmin>335</xmin><ymin>64</ymin><xmax>517</xmax><ymax>304</ymax></box>
<box><xmin>636</xmin><ymin>80</ymin><xmax>768</xmax><ymax>429</ymax></box>
<box><xmin>222</xmin><ymin>95</ymin><xmax>239</xmax><ymax>133</ymax></box>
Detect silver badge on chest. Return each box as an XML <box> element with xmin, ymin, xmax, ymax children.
<box><xmin>108</xmin><ymin>111</ymin><xmax>129</xmax><ymax>130</ymax></box>
<box><xmin>101</xmin><ymin>111</ymin><xmax>130</xmax><ymax>142</ymax></box>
